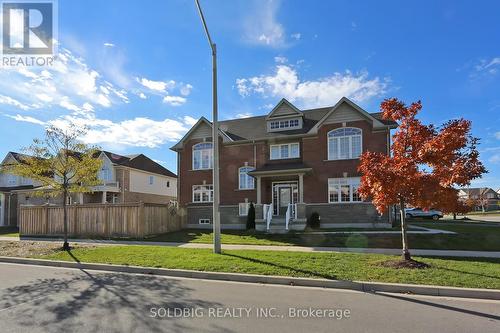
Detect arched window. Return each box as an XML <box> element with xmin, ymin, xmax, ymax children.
<box><xmin>192</xmin><ymin>142</ymin><xmax>213</xmax><ymax>170</ymax></box>
<box><xmin>239</xmin><ymin>166</ymin><xmax>255</xmax><ymax>190</ymax></box>
<box><xmin>328</xmin><ymin>127</ymin><xmax>362</xmax><ymax>160</ymax></box>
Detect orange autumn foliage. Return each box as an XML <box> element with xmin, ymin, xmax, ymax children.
<box><xmin>358</xmin><ymin>98</ymin><xmax>486</xmax><ymax>214</ymax></box>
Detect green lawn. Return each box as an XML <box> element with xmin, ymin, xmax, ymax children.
<box><xmin>37</xmin><ymin>245</ymin><xmax>500</xmax><ymax>289</ymax></box>
<box><xmin>0</xmin><ymin>227</ymin><xmax>19</xmax><ymax>238</ymax></box>
<box><xmin>145</xmin><ymin>225</ymin><xmax>500</xmax><ymax>251</ymax></box>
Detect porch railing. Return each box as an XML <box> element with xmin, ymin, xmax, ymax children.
<box><xmin>285</xmin><ymin>203</ymin><xmax>297</xmax><ymax>231</ymax></box>
<box><xmin>263</xmin><ymin>204</ymin><xmax>273</xmax><ymax>230</ymax></box>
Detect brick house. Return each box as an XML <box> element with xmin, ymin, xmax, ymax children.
<box><xmin>0</xmin><ymin>151</ymin><xmax>177</xmax><ymax>226</ymax></box>
<box><xmin>171</xmin><ymin>97</ymin><xmax>397</xmax><ymax>231</ymax></box>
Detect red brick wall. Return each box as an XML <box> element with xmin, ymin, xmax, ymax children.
<box><xmin>302</xmin><ymin>120</ymin><xmax>389</xmax><ymax>203</ymax></box>
<box><xmin>178</xmin><ymin>119</ymin><xmax>389</xmax><ymax>206</ymax></box>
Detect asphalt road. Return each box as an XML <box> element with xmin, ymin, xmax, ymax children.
<box><xmin>0</xmin><ymin>263</ymin><xmax>498</xmax><ymax>333</ymax></box>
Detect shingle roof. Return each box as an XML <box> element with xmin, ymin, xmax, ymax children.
<box><xmin>217</xmin><ymin>106</ymin><xmax>397</xmax><ymax>142</ymax></box>
<box><xmin>101</xmin><ymin>151</ymin><xmax>177</xmax><ymax>178</ymax></box>
<box><xmin>251</xmin><ymin>162</ymin><xmax>311</xmax><ymax>173</ymax></box>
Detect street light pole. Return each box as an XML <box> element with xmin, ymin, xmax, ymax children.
<box><xmin>195</xmin><ymin>0</ymin><xmax>221</xmax><ymax>254</ymax></box>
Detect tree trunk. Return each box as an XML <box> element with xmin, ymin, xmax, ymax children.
<box><xmin>453</xmin><ymin>213</ymin><xmax>457</xmax><ymax>220</ymax></box>
<box><xmin>399</xmin><ymin>198</ymin><xmax>411</xmax><ymax>260</ymax></box>
<box><xmin>62</xmin><ymin>189</ymin><xmax>70</xmax><ymax>250</ymax></box>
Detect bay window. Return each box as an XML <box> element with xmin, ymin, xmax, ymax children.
<box><xmin>192</xmin><ymin>185</ymin><xmax>213</xmax><ymax>203</ymax></box>
<box><xmin>328</xmin><ymin>177</ymin><xmax>363</xmax><ymax>203</ymax></box>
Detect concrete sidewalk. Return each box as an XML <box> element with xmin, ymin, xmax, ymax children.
<box><xmin>1</xmin><ymin>236</ymin><xmax>499</xmax><ymax>258</ymax></box>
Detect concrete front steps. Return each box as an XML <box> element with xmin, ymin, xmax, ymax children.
<box><xmin>256</xmin><ymin>217</ymin><xmax>307</xmax><ymax>233</ymax></box>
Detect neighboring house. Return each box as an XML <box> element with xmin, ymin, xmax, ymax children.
<box><xmin>0</xmin><ymin>152</ymin><xmax>41</xmax><ymax>226</ymax></box>
<box><xmin>171</xmin><ymin>97</ymin><xmax>397</xmax><ymax>231</ymax></box>
<box><xmin>0</xmin><ymin>151</ymin><xmax>178</xmax><ymax>226</ymax></box>
<box><xmin>458</xmin><ymin>188</ymin><xmax>500</xmax><ymax>212</ymax></box>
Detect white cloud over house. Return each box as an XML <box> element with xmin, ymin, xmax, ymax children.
<box><xmin>236</xmin><ymin>65</ymin><xmax>388</xmax><ymax>108</ymax></box>
<box><xmin>243</xmin><ymin>0</ymin><xmax>286</xmax><ymax>48</ymax></box>
<box><xmin>0</xmin><ymin>45</ymin><xmax>195</xmax><ymax>148</ymax></box>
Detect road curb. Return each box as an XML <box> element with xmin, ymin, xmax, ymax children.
<box><xmin>0</xmin><ymin>256</ymin><xmax>499</xmax><ymax>300</ymax></box>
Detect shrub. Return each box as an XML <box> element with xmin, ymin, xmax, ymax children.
<box><xmin>308</xmin><ymin>212</ymin><xmax>320</xmax><ymax>229</ymax></box>
<box><xmin>246</xmin><ymin>203</ymin><xmax>256</xmax><ymax>230</ymax></box>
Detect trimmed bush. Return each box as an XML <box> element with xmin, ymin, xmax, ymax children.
<box><xmin>308</xmin><ymin>212</ymin><xmax>320</xmax><ymax>229</ymax></box>
<box><xmin>246</xmin><ymin>203</ymin><xmax>256</xmax><ymax>230</ymax></box>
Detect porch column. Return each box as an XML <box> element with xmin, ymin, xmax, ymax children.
<box><xmin>299</xmin><ymin>173</ymin><xmax>304</xmax><ymax>203</ymax></box>
<box><xmin>102</xmin><ymin>191</ymin><xmax>107</xmax><ymax>204</ymax></box>
<box><xmin>256</xmin><ymin>176</ymin><xmax>262</xmax><ymax>204</ymax></box>
<box><xmin>78</xmin><ymin>193</ymin><xmax>83</xmax><ymax>204</ymax></box>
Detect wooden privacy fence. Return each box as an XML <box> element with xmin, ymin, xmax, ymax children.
<box><xmin>19</xmin><ymin>202</ymin><xmax>186</xmax><ymax>238</ymax></box>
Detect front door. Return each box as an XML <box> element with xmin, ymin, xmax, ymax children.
<box><xmin>279</xmin><ymin>187</ymin><xmax>291</xmax><ymax>215</ymax></box>
<box><xmin>272</xmin><ymin>182</ymin><xmax>298</xmax><ymax>215</ymax></box>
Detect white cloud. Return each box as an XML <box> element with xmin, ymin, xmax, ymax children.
<box><xmin>103</xmin><ymin>42</ymin><xmax>115</xmax><ymax>47</ymax></box>
<box><xmin>0</xmin><ymin>95</ymin><xmax>32</xmax><ymax>110</ymax></box>
<box><xmin>163</xmin><ymin>95</ymin><xmax>186</xmax><ymax>106</ymax></box>
<box><xmin>274</xmin><ymin>56</ymin><xmax>287</xmax><ymax>64</ymax></box>
<box><xmin>137</xmin><ymin>77</ymin><xmax>172</xmax><ymax>92</ymax></box>
<box><xmin>495</xmin><ymin>132</ymin><xmax>500</xmax><ymax>140</ymax></box>
<box><xmin>236</xmin><ymin>65</ymin><xmax>388</xmax><ymax>108</ymax></box>
<box><xmin>138</xmin><ymin>92</ymin><xmax>147</xmax><ymax>99</ymax></box>
<box><xmin>244</xmin><ymin>0</ymin><xmax>285</xmax><ymax>47</ymax></box>
<box><xmin>46</xmin><ymin>114</ymin><xmax>191</xmax><ymax>148</ymax></box>
<box><xmin>490</xmin><ymin>153</ymin><xmax>500</xmax><ymax>164</ymax></box>
<box><xmin>0</xmin><ymin>48</ymin><xmax>127</xmax><ymax>113</ymax></box>
<box><xmin>475</xmin><ymin>57</ymin><xmax>500</xmax><ymax>74</ymax></box>
<box><xmin>180</xmin><ymin>83</ymin><xmax>193</xmax><ymax>96</ymax></box>
<box><xmin>5</xmin><ymin>114</ymin><xmax>46</xmax><ymax>125</ymax></box>
<box><xmin>183</xmin><ymin>116</ymin><xmax>198</xmax><ymax>126</ymax></box>
<box><xmin>290</xmin><ymin>33</ymin><xmax>301</xmax><ymax>40</ymax></box>
<box><xmin>235</xmin><ymin>112</ymin><xmax>253</xmax><ymax>119</ymax></box>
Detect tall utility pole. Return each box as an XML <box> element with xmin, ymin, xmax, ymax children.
<box><xmin>195</xmin><ymin>0</ymin><xmax>221</xmax><ymax>254</ymax></box>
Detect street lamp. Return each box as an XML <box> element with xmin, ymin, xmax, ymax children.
<box><xmin>195</xmin><ymin>0</ymin><xmax>221</xmax><ymax>254</ymax></box>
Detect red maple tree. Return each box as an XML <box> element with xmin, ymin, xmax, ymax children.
<box><xmin>358</xmin><ymin>98</ymin><xmax>486</xmax><ymax>260</ymax></box>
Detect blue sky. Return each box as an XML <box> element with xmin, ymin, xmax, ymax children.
<box><xmin>0</xmin><ymin>0</ymin><xmax>499</xmax><ymax>189</ymax></box>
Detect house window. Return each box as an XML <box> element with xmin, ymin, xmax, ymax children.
<box><xmin>100</xmin><ymin>166</ymin><xmax>112</xmax><ymax>181</ymax></box>
<box><xmin>166</xmin><ymin>181</ymin><xmax>170</xmax><ymax>188</ymax></box>
<box><xmin>199</xmin><ymin>218</ymin><xmax>211</xmax><ymax>224</ymax></box>
<box><xmin>239</xmin><ymin>166</ymin><xmax>255</xmax><ymax>189</ymax></box>
<box><xmin>192</xmin><ymin>142</ymin><xmax>213</xmax><ymax>170</ymax></box>
<box><xmin>192</xmin><ymin>185</ymin><xmax>214</xmax><ymax>203</ymax></box>
<box><xmin>239</xmin><ymin>202</ymin><xmax>250</xmax><ymax>216</ymax></box>
<box><xmin>270</xmin><ymin>143</ymin><xmax>300</xmax><ymax>160</ymax></box>
<box><xmin>149</xmin><ymin>176</ymin><xmax>154</xmax><ymax>185</ymax></box>
<box><xmin>269</xmin><ymin>118</ymin><xmax>301</xmax><ymax>130</ymax></box>
<box><xmin>7</xmin><ymin>174</ymin><xmax>17</xmax><ymax>186</ymax></box>
<box><xmin>328</xmin><ymin>128</ymin><xmax>362</xmax><ymax>160</ymax></box>
<box><xmin>328</xmin><ymin>177</ymin><xmax>363</xmax><ymax>203</ymax></box>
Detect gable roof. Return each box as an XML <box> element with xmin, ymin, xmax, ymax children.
<box><xmin>265</xmin><ymin>98</ymin><xmax>303</xmax><ymax>119</ymax></box>
<box><xmin>100</xmin><ymin>151</ymin><xmax>177</xmax><ymax>178</ymax></box>
<box><xmin>171</xmin><ymin>97</ymin><xmax>398</xmax><ymax>150</ymax></box>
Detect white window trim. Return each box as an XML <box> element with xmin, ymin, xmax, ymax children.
<box><xmin>239</xmin><ymin>202</ymin><xmax>250</xmax><ymax>216</ymax></box>
<box><xmin>328</xmin><ymin>177</ymin><xmax>363</xmax><ymax>203</ymax></box>
<box><xmin>192</xmin><ymin>184</ymin><xmax>214</xmax><ymax>203</ymax></box>
<box><xmin>327</xmin><ymin>127</ymin><xmax>362</xmax><ymax>161</ymax></box>
<box><xmin>192</xmin><ymin>143</ymin><xmax>213</xmax><ymax>170</ymax></box>
<box><xmin>238</xmin><ymin>166</ymin><xmax>255</xmax><ymax>190</ymax></box>
<box><xmin>270</xmin><ymin>142</ymin><xmax>300</xmax><ymax>160</ymax></box>
<box><xmin>269</xmin><ymin>118</ymin><xmax>301</xmax><ymax>131</ymax></box>
<box><xmin>199</xmin><ymin>218</ymin><xmax>211</xmax><ymax>224</ymax></box>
